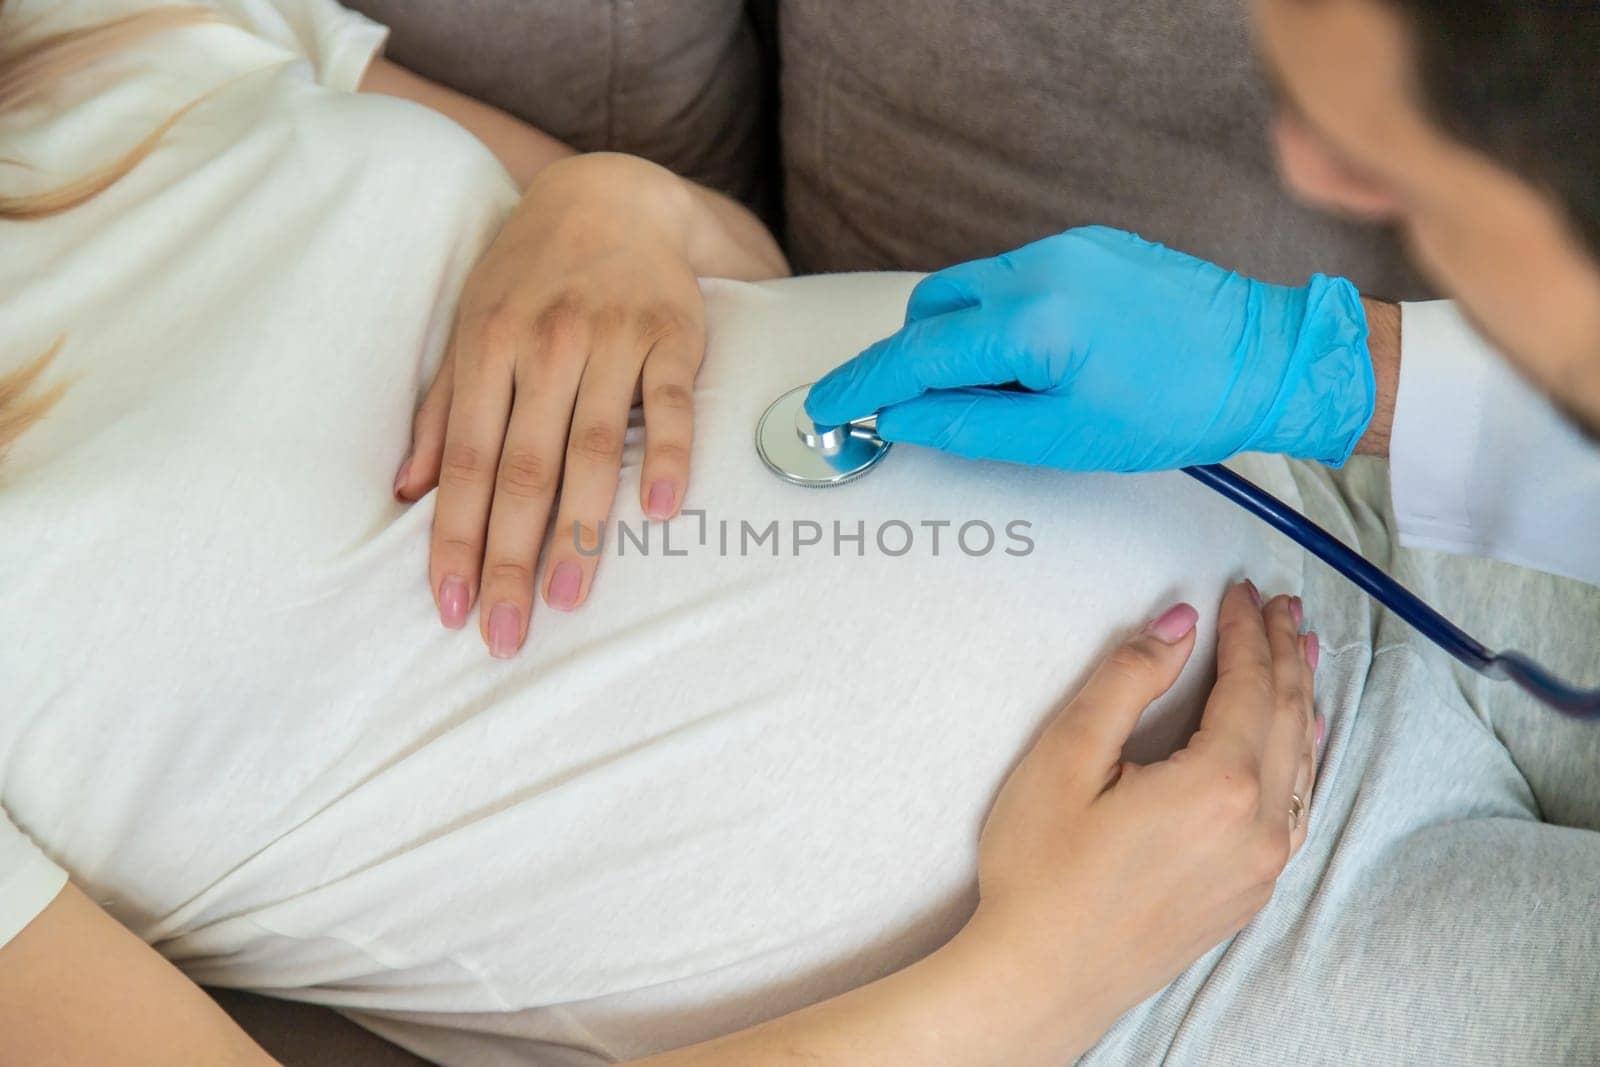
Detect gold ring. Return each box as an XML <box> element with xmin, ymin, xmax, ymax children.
<box><xmin>1288</xmin><ymin>792</ymin><xmax>1306</xmax><ymax>829</ymax></box>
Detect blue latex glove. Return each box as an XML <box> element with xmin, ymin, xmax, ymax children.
<box><xmin>805</xmin><ymin>226</ymin><xmax>1375</xmax><ymax>472</ymax></box>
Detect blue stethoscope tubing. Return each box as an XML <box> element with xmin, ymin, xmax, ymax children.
<box><xmin>1183</xmin><ymin>463</ymin><xmax>1600</xmax><ymax>718</ymax></box>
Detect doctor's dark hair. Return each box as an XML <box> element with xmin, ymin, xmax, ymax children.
<box><xmin>1378</xmin><ymin>0</ymin><xmax>1600</xmax><ymax>258</ymax></box>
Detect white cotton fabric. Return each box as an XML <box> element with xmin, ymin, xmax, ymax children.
<box><xmin>1391</xmin><ymin>300</ymin><xmax>1600</xmax><ymax>586</ymax></box>
<box><xmin>0</xmin><ymin>0</ymin><xmax>1318</xmax><ymax>1055</ymax></box>
<box><xmin>0</xmin><ymin>808</ymin><xmax>66</xmax><ymax>948</ymax></box>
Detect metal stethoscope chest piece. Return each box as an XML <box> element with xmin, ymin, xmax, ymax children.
<box><xmin>756</xmin><ymin>383</ymin><xmax>892</xmax><ymax>488</ymax></box>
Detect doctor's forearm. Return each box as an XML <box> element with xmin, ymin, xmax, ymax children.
<box><xmin>1352</xmin><ymin>297</ymin><xmax>1401</xmax><ymax>458</ymax></box>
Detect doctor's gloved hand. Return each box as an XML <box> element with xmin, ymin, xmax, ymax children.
<box><xmin>804</xmin><ymin>226</ymin><xmax>1376</xmax><ymax>473</ymax></box>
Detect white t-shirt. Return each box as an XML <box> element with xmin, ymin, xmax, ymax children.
<box><xmin>0</xmin><ymin>3</ymin><xmax>1321</xmax><ymax>1061</ymax></box>
<box><xmin>0</xmin><ymin>0</ymin><xmax>508</xmax><ymax>940</ymax></box>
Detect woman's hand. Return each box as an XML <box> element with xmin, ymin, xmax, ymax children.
<box><xmin>369</xmin><ymin>64</ymin><xmax>785</xmax><ymax>657</ymax></box>
<box><xmin>624</xmin><ymin>582</ymin><xmax>1320</xmax><ymax>1067</ymax></box>
<box><xmin>959</xmin><ymin>581</ymin><xmax>1322</xmax><ymax>1058</ymax></box>
<box><xmin>393</xmin><ymin>154</ymin><xmax>779</xmax><ymax>658</ymax></box>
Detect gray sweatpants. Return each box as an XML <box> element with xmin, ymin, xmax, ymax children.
<box><xmin>1086</xmin><ymin>457</ymin><xmax>1600</xmax><ymax>1066</ymax></box>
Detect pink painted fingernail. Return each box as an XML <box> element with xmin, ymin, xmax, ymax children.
<box><xmin>438</xmin><ymin>576</ymin><xmax>469</xmax><ymax>630</ymax></box>
<box><xmin>1290</xmin><ymin>596</ymin><xmax>1304</xmax><ymax>629</ymax></box>
<box><xmin>1243</xmin><ymin>579</ymin><xmax>1263</xmax><ymax>608</ymax></box>
<box><xmin>646</xmin><ymin>479</ymin><xmax>676</xmax><ymax>519</ymax></box>
<box><xmin>1145</xmin><ymin>602</ymin><xmax>1199</xmax><ymax>644</ymax></box>
<box><xmin>488</xmin><ymin>603</ymin><xmax>521</xmax><ymax>658</ymax></box>
<box><xmin>1315</xmin><ymin>713</ymin><xmax>1327</xmax><ymax>755</ymax></box>
<box><xmin>547</xmin><ymin>561</ymin><xmax>582</xmax><ymax>611</ymax></box>
<box><xmin>393</xmin><ymin>457</ymin><xmax>412</xmax><ymax>499</ymax></box>
<box><xmin>1306</xmin><ymin>631</ymin><xmax>1321</xmax><ymax>671</ymax></box>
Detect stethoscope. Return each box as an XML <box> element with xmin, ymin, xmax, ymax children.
<box><xmin>756</xmin><ymin>383</ymin><xmax>1600</xmax><ymax>718</ymax></box>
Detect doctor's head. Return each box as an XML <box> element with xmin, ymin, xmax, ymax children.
<box><xmin>1253</xmin><ymin>0</ymin><xmax>1600</xmax><ymax>439</ymax></box>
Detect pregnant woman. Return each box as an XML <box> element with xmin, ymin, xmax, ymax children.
<box><xmin>2</xmin><ymin>3</ymin><xmax>1597</xmax><ymax>1066</ymax></box>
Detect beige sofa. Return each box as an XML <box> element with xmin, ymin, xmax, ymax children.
<box><xmin>206</xmin><ymin>2</ymin><xmax>1428</xmax><ymax>1062</ymax></box>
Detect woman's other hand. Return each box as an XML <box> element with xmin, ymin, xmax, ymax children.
<box><xmin>393</xmin><ymin>153</ymin><xmax>784</xmax><ymax>658</ymax></box>
<box><xmin>622</xmin><ymin>584</ymin><xmax>1318</xmax><ymax>1067</ymax></box>
<box><xmin>961</xmin><ymin>581</ymin><xmax>1322</xmax><ymax>1057</ymax></box>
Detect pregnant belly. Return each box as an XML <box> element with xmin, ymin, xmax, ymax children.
<box><xmin>59</xmin><ymin>275</ymin><xmax>1306</xmax><ymax>1048</ymax></box>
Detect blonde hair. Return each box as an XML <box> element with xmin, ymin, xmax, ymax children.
<box><xmin>0</xmin><ymin>2</ymin><xmax>208</xmax><ymax>464</ymax></box>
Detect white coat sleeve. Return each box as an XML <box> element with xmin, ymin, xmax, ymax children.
<box><xmin>1390</xmin><ymin>300</ymin><xmax>1600</xmax><ymax>586</ymax></box>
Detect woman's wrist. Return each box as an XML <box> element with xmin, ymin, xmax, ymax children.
<box><xmin>946</xmin><ymin>908</ymin><xmax>1119</xmax><ymax>1064</ymax></box>
<box><xmin>680</xmin><ymin>181</ymin><xmax>790</xmax><ymax>280</ymax></box>
<box><xmin>515</xmin><ymin>152</ymin><xmax>786</xmax><ymax>279</ymax></box>
<box><xmin>623</xmin><ymin>917</ymin><xmax>1104</xmax><ymax>1067</ymax></box>
<box><xmin>518</xmin><ymin>152</ymin><xmax>695</xmax><ymax>249</ymax></box>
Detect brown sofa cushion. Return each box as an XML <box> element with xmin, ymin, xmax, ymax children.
<box><xmin>779</xmin><ymin>0</ymin><xmax>1432</xmax><ymax>298</ymax></box>
<box><xmin>210</xmin><ymin>989</ymin><xmax>433</xmax><ymax>1066</ymax></box>
<box><xmin>341</xmin><ymin>0</ymin><xmax>769</xmax><ymax>209</ymax></box>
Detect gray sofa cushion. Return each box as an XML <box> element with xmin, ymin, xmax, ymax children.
<box><xmin>779</xmin><ymin>0</ymin><xmax>1432</xmax><ymax>297</ymax></box>
<box><xmin>342</xmin><ymin>0</ymin><xmax>769</xmax><ymax>208</ymax></box>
